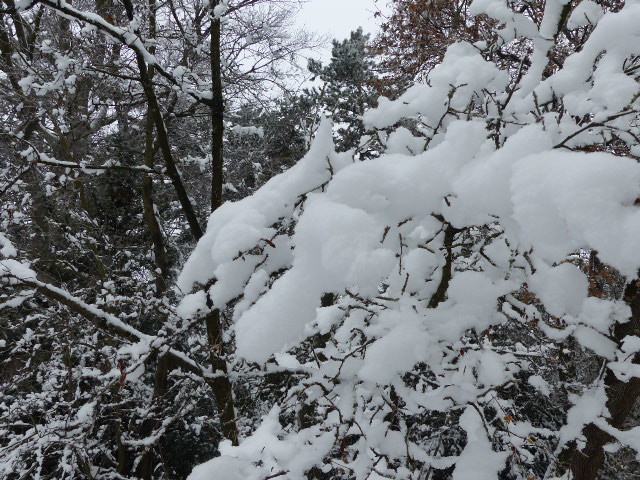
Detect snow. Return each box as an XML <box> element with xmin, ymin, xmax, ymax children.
<box><xmin>177</xmin><ymin>118</ymin><xmax>339</xmax><ymax>296</ymax></box>
<box><xmin>0</xmin><ymin>259</ymin><xmax>37</xmax><ymax>282</ymax></box>
<box><xmin>187</xmin><ymin>407</ymin><xmax>335</xmax><ymax>480</ymax></box>
<box><xmin>75</xmin><ymin>402</ymin><xmax>96</xmax><ymax>424</ymax></box>
<box><xmin>510</xmin><ymin>151</ymin><xmax>640</xmax><ymax>277</ymax></box>
<box><xmin>189</xmin><ymin>456</ymin><xmax>252</xmax><ymax>480</ymax></box>
<box><xmin>307</xmin><ymin>304</ymin><xmax>342</xmax><ymax>335</ymax></box>
<box><xmin>363</xmin><ymin>43</ymin><xmax>508</xmax><ymax>130</ymax></box>
<box><xmin>0</xmin><ymin>259</ymin><xmax>217</xmax><ymax>383</ymax></box>
<box><xmin>213</xmin><ymin>0</ymin><xmax>229</xmax><ymax>19</ymax></box>
<box><xmin>567</xmin><ymin>1</ymin><xmax>604</xmax><ymax>28</ymax></box>
<box><xmin>428</xmin><ymin>271</ymin><xmax>515</xmax><ymax>342</ymax></box>
<box><xmin>229</xmin><ymin>125</ymin><xmax>264</xmax><ymax>138</ymax></box>
<box><xmin>595</xmin><ymin>419</ymin><xmax>640</xmax><ymax>452</ymax></box>
<box><xmin>528</xmin><ymin>375</ymin><xmax>551</xmax><ymax>397</ymax></box>
<box><xmin>234</xmin><ymin>268</ymin><xmax>320</xmax><ymax>361</ymax></box>
<box><xmin>175</xmin><ymin>290</ymin><xmax>207</xmax><ymax>319</ymax></box>
<box><xmin>529</xmin><ymin>263</ymin><xmax>588</xmax><ymax>318</ymax></box>
<box><xmin>557</xmin><ymin>385</ymin><xmax>608</xmax><ymax>450</ymax></box>
<box><xmin>533</xmin><ymin>2</ymin><xmax>640</xmax><ymax>117</ymax></box>
<box><xmin>0</xmin><ymin>234</ymin><xmax>17</xmax><ymax>258</ymax></box>
<box><xmin>452</xmin><ymin>406</ymin><xmax>508</xmax><ymax>480</ymax></box>
<box><xmin>384</xmin><ymin>127</ymin><xmax>426</xmax><ymax>155</ymax></box>
<box><xmin>577</xmin><ymin>297</ymin><xmax>630</xmax><ymax>335</ymax></box>
<box><xmin>358</xmin><ymin>313</ymin><xmax>430</xmax><ymax>384</ymax></box>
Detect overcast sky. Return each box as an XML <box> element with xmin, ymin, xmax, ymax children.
<box><xmin>295</xmin><ymin>0</ymin><xmax>387</xmax><ymax>43</ymax></box>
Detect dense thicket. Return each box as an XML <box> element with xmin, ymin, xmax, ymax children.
<box><xmin>2</xmin><ymin>1</ymin><xmax>640</xmax><ymax>480</ymax></box>
<box><xmin>0</xmin><ymin>0</ymin><xmax>316</xmax><ymax>477</ymax></box>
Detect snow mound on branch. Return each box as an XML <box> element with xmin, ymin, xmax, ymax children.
<box><xmin>189</xmin><ymin>456</ymin><xmax>254</xmax><ymax>480</ymax></box>
<box><xmin>177</xmin><ymin>118</ymin><xmax>348</xmax><ymax>303</ymax></box>
<box><xmin>233</xmin><ymin>142</ymin><xmax>637</xmax><ymax>363</ymax></box>
<box><xmin>363</xmin><ymin>42</ymin><xmax>508</xmax><ymax>130</ymax></box>
<box><xmin>452</xmin><ymin>406</ymin><xmax>509</xmax><ymax>480</ymax></box>
<box><xmin>567</xmin><ymin>1</ymin><xmax>604</xmax><ymax>29</ymax></box>
<box><xmin>180</xmin><ymin>116</ymin><xmax>640</xmax><ymax>363</ymax></box>
<box><xmin>529</xmin><ymin>263</ymin><xmax>588</xmax><ymax>318</ymax></box>
<box><xmin>511</xmin><ymin>151</ymin><xmax>640</xmax><ymax>277</ymax></box>
<box><xmin>187</xmin><ymin>407</ymin><xmax>334</xmax><ymax>480</ymax></box>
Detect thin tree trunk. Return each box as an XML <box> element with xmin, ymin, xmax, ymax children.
<box><xmin>428</xmin><ymin>219</ymin><xmax>459</xmax><ymax>309</ymax></box>
<box><xmin>136</xmin><ymin>3</ymin><xmax>174</xmax><ymax>475</ymax></box>
<box><xmin>142</xmin><ymin>111</ymin><xmax>171</xmax><ymax>295</ymax></box>
<box><xmin>121</xmin><ymin>0</ymin><xmax>204</xmax><ymax>241</ymax></box>
<box><xmin>0</xmin><ymin>6</ymin><xmax>40</xmax><ymax>139</ymax></box>
<box><xmin>140</xmin><ymin>0</ymin><xmax>170</xmax><ymax>296</ymax></box>
<box><xmin>210</xmin><ymin>0</ymin><xmax>224</xmax><ymax>213</ymax></box>
<box><xmin>138</xmin><ymin>355</ymin><xmax>171</xmax><ymax>480</ymax></box>
<box><xmin>202</xmin><ymin>0</ymin><xmax>239</xmax><ymax>446</ymax></box>
<box><xmin>205</xmin><ymin>308</ymin><xmax>239</xmax><ymax>445</ymax></box>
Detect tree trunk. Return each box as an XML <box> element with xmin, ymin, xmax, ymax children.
<box><xmin>137</xmin><ymin>4</ymin><xmax>174</xmax><ymax>476</ymax></box>
<box><xmin>121</xmin><ymin>0</ymin><xmax>204</xmax><ymax>241</ymax></box>
<box><xmin>203</xmin><ymin>1</ymin><xmax>239</xmax><ymax>446</ymax></box>
<box><xmin>138</xmin><ymin>355</ymin><xmax>171</xmax><ymax>480</ymax></box>
<box><xmin>428</xmin><ymin>220</ymin><xmax>459</xmax><ymax>309</ymax></box>
<box><xmin>210</xmin><ymin>1</ymin><xmax>224</xmax><ymax>213</ymax></box>
<box><xmin>564</xmin><ymin>277</ymin><xmax>640</xmax><ymax>479</ymax></box>
<box><xmin>205</xmin><ymin>309</ymin><xmax>239</xmax><ymax>445</ymax></box>
<box><xmin>140</xmin><ymin>0</ymin><xmax>170</xmax><ymax>296</ymax></box>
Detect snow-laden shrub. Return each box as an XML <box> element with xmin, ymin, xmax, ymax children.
<box><xmin>179</xmin><ymin>1</ymin><xmax>640</xmax><ymax>478</ymax></box>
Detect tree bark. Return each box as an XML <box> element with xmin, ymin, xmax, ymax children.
<box><xmin>142</xmin><ymin>111</ymin><xmax>171</xmax><ymax>295</ymax></box>
<box><xmin>137</xmin><ymin>4</ymin><xmax>174</xmax><ymax>476</ymax></box>
<box><xmin>202</xmin><ymin>1</ymin><xmax>239</xmax><ymax>446</ymax></box>
<box><xmin>140</xmin><ymin>0</ymin><xmax>170</xmax><ymax>296</ymax></box>
<box><xmin>136</xmin><ymin>47</ymin><xmax>204</xmax><ymax>241</ymax></box>
<box><xmin>428</xmin><ymin>219</ymin><xmax>459</xmax><ymax>309</ymax></box>
<box><xmin>564</xmin><ymin>277</ymin><xmax>640</xmax><ymax>480</ymax></box>
<box><xmin>210</xmin><ymin>0</ymin><xmax>224</xmax><ymax>213</ymax></box>
<box><xmin>120</xmin><ymin>0</ymin><xmax>204</xmax><ymax>241</ymax></box>
<box><xmin>205</xmin><ymin>308</ymin><xmax>239</xmax><ymax>445</ymax></box>
<box><xmin>138</xmin><ymin>354</ymin><xmax>171</xmax><ymax>480</ymax></box>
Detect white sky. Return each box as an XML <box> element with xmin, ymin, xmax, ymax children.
<box><xmin>295</xmin><ymin>0</ymin><xmax>387</xmax><ymax>43</ymax></box>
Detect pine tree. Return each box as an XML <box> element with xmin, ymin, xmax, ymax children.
<box><xmin>307</xmin><ymin>28</ymin><xmax>379</xmax><ymax>153</ymax></box>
